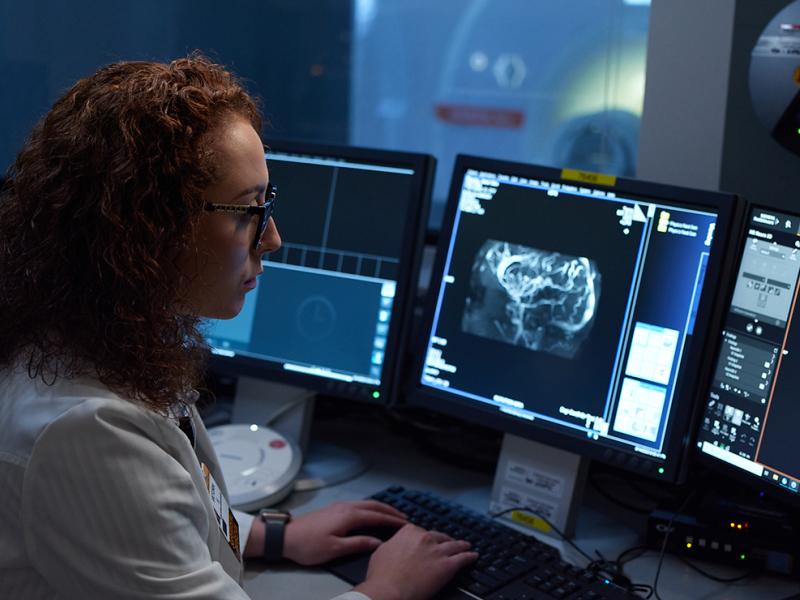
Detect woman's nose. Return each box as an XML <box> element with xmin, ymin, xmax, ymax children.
<box><xmin>258</xmin><ymin>217</ymin><xmax>281</xmax><ymax>255</ymax></box>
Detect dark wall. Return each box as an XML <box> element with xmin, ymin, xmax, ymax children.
<box><xmin>720</xmin><ymin>0</ymin><xmax>799</xmax><ymax>208</ymax></box>
<box><xmin>0</xmin><ymin>0</ymin><xmax>351</xmax><ymax>173</ymax></box>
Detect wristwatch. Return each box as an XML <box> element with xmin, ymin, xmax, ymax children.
<box><xmin>259</xmin><ymin>509</ymin><xmax>292</xmax><ymax>561</ymax></box>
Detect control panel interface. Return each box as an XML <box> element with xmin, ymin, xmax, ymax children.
<box><xmin>698</xmin><ymin>208</ymin><xmax>800</xmax><ymax>496</ymax></box>
<box><xmin>205</xmin><ymin>149</ymin><xmax>420</xmax><ymax>390</ymax></box>
<box><xmin>422</xmin><ymin>168</ymin><xmax>718</xmax><ymax>460</ymax></box>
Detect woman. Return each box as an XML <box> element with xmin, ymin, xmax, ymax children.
<box><xmin>0</xmin><ymin>56</ymin><xmax>476</xmax><ymax>599</ymax></box>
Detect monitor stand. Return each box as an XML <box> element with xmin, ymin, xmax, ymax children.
<box><xmin>229</xmin><ymin>376</ymin><xmax>367</xmax><ymax>497</ymax></box>
<box><xmin>489</xmin><ymin>433</ymin><xmax>588</xmax><ymax>539</ymax></box>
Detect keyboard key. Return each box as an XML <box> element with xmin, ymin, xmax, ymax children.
<box><xmin>484</xmin><ymin>565</ymin><xmax>509</xmax><ymax>582</ymax></box>
<box><xmin>538</xmin><ymin>580</ymin><xmax>556</xmax><ymax>592</ymax></box>
<box><xmin>502</xmin><ymin>562</ymin><xmax>528</xmax><ymax>577</ymax></box>
<box><xmin>465</xmin><ymin>581</ymin><xmax>491</xmax><ymax>596</ymax></box>
<box><xmin>470</xmin><ymin>570</ymin><xmax>503</xmax><ymax>591</ymax></box>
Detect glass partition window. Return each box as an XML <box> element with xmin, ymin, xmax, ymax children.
<box><xmin>351</xmin><ymin>0</ymin><xmax>651</xmax><ymax>226</ymax></box>
<box><xmin>1</xmin><ymin>0</ymin><xmax>650</xmax><ymax>231</ymax></box>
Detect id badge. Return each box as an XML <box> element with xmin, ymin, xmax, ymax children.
<box><xmin>201</xmin><ymin>462</ymin><xmax>241</xmax><ymax>562</ymax></box>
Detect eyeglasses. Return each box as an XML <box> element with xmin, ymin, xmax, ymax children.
<box><xmin>203</xmin><ymin>182</ymin><xmax>277</xmax><ymax>250</ymax></box>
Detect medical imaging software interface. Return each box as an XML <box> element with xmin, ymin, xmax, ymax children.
<box><xmin>422</xmin><ymin>168</ymin><xmax>718</xmax><ymax>458</ymax></box>
<box><xmin>206</xmin><ymin>150</ymin><xmax>418</xmax><ymax>389</ymax></box>
<box><xmin>698</xmin><ymin>208</ymin><xmax>800</xmax><ymax>497</ymax></box>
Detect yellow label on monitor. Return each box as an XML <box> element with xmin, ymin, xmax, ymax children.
<box><xmin>657</xmin><ymin>210</ymin><xmax>671</xmax><ymax>233</ymax></box>
<box><xmin>560</xmin><ymin>168</ymin><xmax>616</xmax><ymax>187</ymax></box>
<box><xmin>509</xmin><ymin>510</ymin><xmax>552</xmax><ymax>534</ymax></box>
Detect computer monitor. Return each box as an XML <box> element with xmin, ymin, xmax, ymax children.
<box><xmin>696</xmin><ymin>205</ymin><xmax>800</xmax><ymax>504</ymax></box>
<box><xmin>205</xmin><ymin>141</ymin><xmax>434</xmax><ymax>405</ymax></box>
<box><xmin>410</xmin><ymin>155</ymin><xmax>739</xmax><ymax>482</ymax></box>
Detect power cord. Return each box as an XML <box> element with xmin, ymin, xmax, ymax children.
<box><xmin>651</xmin><ymin>490</ymin><xmax>696</xmax><ymax>600</ymax></box>
<box><xmin>676</xmin><ymin>555</ymin><xmax>751</xmax><ymax>584</ymax></box>
<box><xmin>587</xmin><ymin>549</ymin><xmax>653</xmax><ymax>597</ymax></box>
<box><xmin>488</xmin><ymin>505</ymin><xmax>652</xmax><ymax>597</ymax></box>
<box><xmin>593</xmin><ymin>472</ymin><xmax>753</xmax><ymax>595</ymax></box>
<box><xmin>488</xmin><ymin>505</ymin><xmax>594</xmax><ymax>563</ymax></box>
<box><xmin>613</xmin><ymin>543</ymin><xmax>752</xmax><ymax>598</ymax></box>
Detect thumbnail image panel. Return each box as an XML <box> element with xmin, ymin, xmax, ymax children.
<box><xmin>731</xmin><ymin>237</ymin><xmax>800</xmax><ymax>327</ymax></box>
<box><xmin>613</xmin><ymin>377</ymin><xmax>666</xmax><ymax>442</ymax></box>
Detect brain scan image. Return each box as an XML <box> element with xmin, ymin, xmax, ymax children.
<box><xmin>462</xmin><ymin>240</ymin><xmax>601</xmax><ymax>359</ymax></box>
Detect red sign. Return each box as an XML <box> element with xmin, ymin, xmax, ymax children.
<box><xmin>434</xmin><ymin>104</ymin><xmax>525</xmax><ymax>129</ymax></box>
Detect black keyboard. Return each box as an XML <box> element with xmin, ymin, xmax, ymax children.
<box><xmin>326</xmin><ymin>486</ymin><xmax>639</xmax><ymax>600</ymax></box>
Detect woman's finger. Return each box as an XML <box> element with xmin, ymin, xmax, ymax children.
<box><xmin>348</xmin><ymin>499</ymin><xmax>407</xmax><ymax>519</ymax></box>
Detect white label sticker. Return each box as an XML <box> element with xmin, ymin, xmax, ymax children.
<box><xmin>506</xmin><ymin>460</ymin><xmax>565</xmax><ymax>498</ymax></box>
<box><xmin>498</xmin><ymin>486</ymin><xmax>557</xmax><ymax>520</ymax></box>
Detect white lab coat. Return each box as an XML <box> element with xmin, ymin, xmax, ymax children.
<box><xmin>0</xmin><ymin>365</ymin><xmax>368</xmax><ymax>600</ymax></box>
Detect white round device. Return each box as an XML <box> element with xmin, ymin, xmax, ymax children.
<box><xmin>208</xmin><ymin>424</ymin><xmax>302</xmax><ymax>511</ymax></box>
<box><xmin>749</xmin><ymin>1</ymin><xmax>800</xmax><ymax>155</ymax></box>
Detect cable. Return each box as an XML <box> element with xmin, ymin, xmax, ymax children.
<box><xmin>488</xmin><ymin>506</ymin><xmax>657</xmax><ymax>597</ymax></box>
<box><xmin>488</xmin><ymin>505</ymin><xmax>594</xmax><ymax>563</ymax></box>
<box><xmin>651</xmin><ymin>489</ymin><xmax>696</xmax><ymax>600</ymax></box>
<box><xmin>587</xmin><ymin>550</ymin><xmax>632</xmax><ymax>589</ymax></box>
<box><xmin>676</xmin><ymin>555</ymin><xmax>751</xmax><ymax>584</ymax></box>
<box><xmin>617</xmin><ymin>544</ymin><xmax>650</xmax><ymax>566</ymax></box>
<box><xmin>492</xmin><ymin>495</ymin><xmax>753</xmax><ymax>598</ymax></box>
<box><xmin>617</xmin><ymin>542</ymin><xmax>751</xmax><ymax>596</ymax></box>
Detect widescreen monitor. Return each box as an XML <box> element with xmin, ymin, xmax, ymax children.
<box><xmin>411</xmin><ymin>155</ymin><xmax>739</xmax><ymax>481</ymax></box>
<box><xmin>206</xmin><ymin>141</ymin><xmax>434</xmax><ymax>403</ymax></box>
<box><xmin>697</xmin><ymin>205</ymin><xmax>800</xmax><ymax>503</ymax></box>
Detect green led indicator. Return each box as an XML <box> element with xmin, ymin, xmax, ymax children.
<box><xmin>740</xmin><ymin>554</ymin><xmax>746</xmax><ymax>561</ymax></box>
<box><xmin>658</xmin><ymin>467</ymin><xmax>665</xmax><ymax>475</ymax></box>
<box><xmin>372</xmin><ymin>390</ymin><xmax>381</xmax><ymax>399</ymax></box>
<box><xmin>797</xmin><ymin>127</ymin><xmax>800</xmax><ymax>135</ymax></box>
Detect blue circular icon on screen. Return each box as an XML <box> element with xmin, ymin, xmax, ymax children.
<box><xmin>296</xmin><ymin>295</ymin><xmax>337</xmax><ymax>341</ymax></box>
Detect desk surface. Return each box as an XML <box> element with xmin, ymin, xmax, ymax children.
<box><xmin>241</xmin><ymin>409</ymin><xmax>800</xmax><ymax>600</ymax></box>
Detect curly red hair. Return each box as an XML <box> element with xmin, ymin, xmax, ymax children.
<box><xmin>0</xmin><ymin>55</ymin><xmax>262</xmax><ymax>412</ymax></box>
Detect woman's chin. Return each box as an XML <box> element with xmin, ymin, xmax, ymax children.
<box><xmin>202</xmin><ymin>300</ymin><xmax>245</xmax><ymax>321</ymax></box>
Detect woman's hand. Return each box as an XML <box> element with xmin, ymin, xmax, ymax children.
<box><xmin>282</xmin><ymin>500</ymin><xmax>407</xmax><ymax>565</ymax></box>
<box><xmin>354</xmin><ymin>524</ymin><xmax>478</xmax><ymax>600</ymax></box>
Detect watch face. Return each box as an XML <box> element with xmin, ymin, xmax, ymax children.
<box><xmin>260</xmin><ymin>509</ymin><xmax>291</xmax><ymax>523</ymax></box>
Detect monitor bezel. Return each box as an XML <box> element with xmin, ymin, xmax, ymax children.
<box><xmin>207</xmin><ymin>139</ymin><xmax>435</xmax><ymax>405</ymax></box>
<box><xmin>694</xmin><ymin>202</ymin><xmax>800</xmax><ymax>508</ymax></box>
<box><xmin>407</xmin><ymin>154</ymin><xmax>740</xmax><ymax>483</ymax></box>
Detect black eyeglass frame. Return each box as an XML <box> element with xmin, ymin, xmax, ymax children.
<box><xmin>203</xmin><ymin>182</ymin><xmax>277</xmax><ymax>250</ymax></box>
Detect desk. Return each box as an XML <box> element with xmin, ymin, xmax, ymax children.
<box><xmin>242</xmin><ymin>410</ymin><xmax>800</xmax><ymax>600</ymax></box>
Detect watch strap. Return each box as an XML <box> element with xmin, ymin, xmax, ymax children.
<box><xmin>260</xmin><ymin>510</ymin><xmax>290</xmax><ymax>561</ymax></box>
